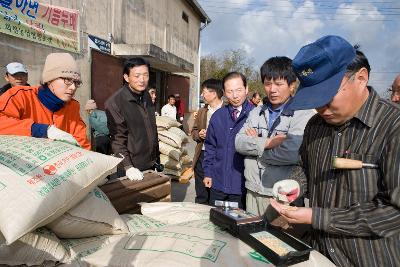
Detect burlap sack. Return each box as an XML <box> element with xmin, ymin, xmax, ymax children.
<box><xmin>0</xmin><ymin>135</ymin><xmax>121</xmax><ymax>244</ymax></box>
<box><xmin>180</xmin><ymin>154</ymin><xmax>192</xmax><ymax>165</ymax></box>
<box><xmin>47</xmin><ymin>187</ymin><xmax>128</xmax><ymax>238</ymax></box>
<box><xmin>160</xmin><ymin>154</ymin><xmax>182</xmax><ymax>170</ymax></box>
<box><xmin>159</xmin><ymin>142</ymin><xmax>182</xmax><ymax>161</ymax></box>
<box><xmin>163</xmin><ymin>167</ymin><xmax>186</xmax><ymax>177</ymax></box>
<box><xmin>0</xmin><ymin>227</ymin><xmax>69</xmax><ymax>266</ymax></box>
<box><xmin>121</xmin><ymin>214</ymin><xmax>167</xmax><ymax>233</ymax></box>
<box><xmin>156</xmin><ymin>116</ymin><xmax>181</xmax><ymax>129</ymax></box>
<box><xmin>168</xmin><ymin>127</ymin><xmax>189</xmax><ymax>143</ymax></box>
<box><xmin>81</xmin><ymin>224</ymin><xmax>272</xmax><ymax>267</ymax></box>
<box><xmin>158</xmin><ymin>130</ymin><xmax>183</xmax><ymax>148</ymax></box>
<box><xmin>140</xmin><ymin>202</ymin><xmax>211</xmax><ymax>224</ymax></box>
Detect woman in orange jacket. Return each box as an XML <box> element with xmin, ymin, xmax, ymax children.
<box><xmin>0</xmin><ymin>53</ymin><xmax>90</xmax><ymax>150</ymax></box>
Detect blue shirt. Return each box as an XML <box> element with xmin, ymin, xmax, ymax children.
<box><xmin>267</xmin><ymin>102</ymin><xmax>286</xmax><ymax>130</ymax></box>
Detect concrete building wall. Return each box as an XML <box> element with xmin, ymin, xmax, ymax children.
<box><xmin>0</xmin><ymin>0</ymin><xmax>205</xmax><ymax>123</ymax></box>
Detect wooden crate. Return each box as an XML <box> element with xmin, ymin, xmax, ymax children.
<box><xmin>99</xmin><ymin>172</ymin><xmax>171</xmax><ymax>214</ymax></box>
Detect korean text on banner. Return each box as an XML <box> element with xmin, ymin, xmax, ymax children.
<box><xmin>0</xmin><ymin>0</ymin><xmax>80</xmax><ymax>53</ymax></box>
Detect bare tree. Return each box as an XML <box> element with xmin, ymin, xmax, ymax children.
<box><xmin>200</xmin><ymin>49</ymin><xmax>264</xmax><ymax>96</ymax></box>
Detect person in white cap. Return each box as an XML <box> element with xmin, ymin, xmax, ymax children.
<box><xmin>0</xmin><ymin>62</ymin><xmax>29</xmax><ymax>96</ymax></box>
<box><xmin>85</xmin><ymin>99</ymin><xmax>111</xmax><ymax>154</ymax></box>
<box><xmin>0</xmin><ymin>53</ymin><xmax>90</xmax><ymax>150</ymax></box>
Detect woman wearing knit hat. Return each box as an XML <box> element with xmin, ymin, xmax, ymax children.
<box><xmin>0</xmin><ymin>53</ymin><xmax>90</xmax><ymax>150</ymax></box>
<box><xmin>85</xmin><ymin>99</ymin><xmax>111</xmax><ymax>154</ymax></box>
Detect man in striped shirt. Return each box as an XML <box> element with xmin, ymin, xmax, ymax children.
<box><xmin>270</xmin><ymin>35</ymin><xmax>400</xmax><ymax>266</ymax></box>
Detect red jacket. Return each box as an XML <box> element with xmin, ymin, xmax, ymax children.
<box><xmin>0</xmin><ymin>86</ymin><xmax>90</xmax><ymax>150</ymax></box>
<box><xmin>176</xmin><ymin>100</ymin><xmax>185</xmax><ymax>118</ymax></box>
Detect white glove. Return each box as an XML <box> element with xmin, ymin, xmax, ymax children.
<box><xmin>272</xmin><ymin>179</ymin><xmax>300</xmax><ymax>203</ymax></box>
<box><xmin>126</xmin><ymin>167</ymin><xmax>144</xmax><ymax>181</ymax></box>
<box><xmin>47</xmin><ymin>125</ymin><xmax>79</xmax><ymax>146</ymax></box>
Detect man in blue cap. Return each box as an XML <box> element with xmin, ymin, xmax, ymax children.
<box><xmin>270</xmin><ymin>35</ymin><xmax>400</xmax><ymax>266</ymax></box>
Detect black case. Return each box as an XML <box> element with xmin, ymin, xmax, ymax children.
<box><xmin>210</xmin><ymin>207</ymin><xmax>312</xmax><ymax>266</ymax></box>
<box><xmin>210</xmin><ymin>207</ymin><xmax>263</xmax><ymax>236</ymax></box>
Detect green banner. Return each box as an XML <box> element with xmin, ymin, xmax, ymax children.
<box><xmin>0</xmin><ymin>0</ymin><xmax>80</xmax><ymax>52</ymax></box>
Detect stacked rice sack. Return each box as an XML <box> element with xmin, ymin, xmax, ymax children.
<box><xmin>0</xmin><ymin>135</ymin><xmax>129</xmax><ymax>266</ymax></box>
<box><xmin>156</xmin><ymin>116</ymin><xmax>192</xmax><ymax>179</ymax></box>
<box><xmin>69</xmin><ymin>202</ymin><xmax>336</xmax><ymax>267</ymax></box>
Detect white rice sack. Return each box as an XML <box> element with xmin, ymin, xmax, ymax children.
<box><xmin>61</xmin><ymin>234</ymin><xmax>126</xmax><ymax>265</ymax></box>
<box><xmin>168</xmin><ymin>127</ymin><xmax>189</xmax><ymax>143</ymax></box>
<box><xmin>121</xmin><ymin>214</ymin><xmax>167</xmax><ymax>233</ymax></box>
<box><xmin>157</xmin><ymin>126</ymin><xmax>167</xmax><ymax>132</ymax></box>
<box><xmin>82</xmin><ymin>224</ymin><xmax>271</xmax><ymax>267</ymax></box>
<box><xmin>160</xmin><ymin>154</ymin><xmax>182</xmax><ymax>171</ymax></box>
<box><xmin>0</xmin><ymin>135</ymin><xmax>122</xmax><ymax>244</ymax></box>
<box><xmin>0</xmin><ymin>227</ymin><xmax>69</xmax><ymax>266</ymax></box>
<box><xmin>158</xmin><ymin>130</ymin><xmax>183</xmax><ymax>148</ymax></box>
<box><xmin>159</xmin><ymin>142</ymin><xmax>182</xmax><ymax>161</ymax></box>
<box><xmin>141</xmin><ymin>202</ymin><xmax>211</xmax><ymax>224</ymax></box>
<box><xmin>156</xmin><ymin>116</ymin><xmax>181</xmax><ymax>129</ymax></box>
<box><xmin>47</xmin><ymin>187</ymin><xmax>128</xmax><ymax>238</ymax></box>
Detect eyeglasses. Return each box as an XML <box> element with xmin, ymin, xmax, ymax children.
<box><xmin>61</xmin><ymin>77</ymin><xmax>82</xmax><ymax>88</ymax></box>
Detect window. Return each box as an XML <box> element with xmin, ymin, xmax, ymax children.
<box><xmin>182</xmin><ymin>11</ymin><xmax>189</xmax><ymax>23</ymax></box>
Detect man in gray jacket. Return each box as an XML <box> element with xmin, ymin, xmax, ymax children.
<box><xmin>235</xmin><ymin>56</ymin><xmax>314</xmax><ymax>220</ymax></box>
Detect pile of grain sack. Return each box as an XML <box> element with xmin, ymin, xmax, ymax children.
<box><xmin>156</xmin><ymin>116</ymin><xmax>193</xmax><ymax>179</ymax></box>
<box><xmin>0</xmin><ymin>135</ymin><xmax>127</xmax><ymax>266</ymax></box>
<box><xmin>0</xmin><ymin>136</ymin><xmax>334</xmax><ymax>267</ymax></box>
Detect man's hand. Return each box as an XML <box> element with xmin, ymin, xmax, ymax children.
<box><xmin>199</xmin><ymin>129</ymin><xmax>207</xmax><ymax>139</ymax></box>
<box><xmin>265</xmin><ymin>134</ymin><xmax>286</xmax><ymax>149</ymax></box>
<box><xmin>126</xmin><ymin>167</ymin><xmax>144</xmax><ymax>181</ymax></box>
<box><xmin>272</xmin><ymin>179</ymin><xmax>300</xmax><ymax>203</ymax></box>
<box><xmin>47</xmin><ymin>125</ymin><xmax>79</xmax><ymax>146</ymax></box>
<box><xmin>270</xmin><ymin>199</ymin><xmax>312</xmax><ymax>224</ymax></box>
<box><xmin>245</xmin><ymin>128</ymin><xmax>258</xmax><ymax>137</ymax></box>
<box><xmin>203</xmin><ymin>177</ymin><xmax>212</xmax><ymax>188</ymax></box>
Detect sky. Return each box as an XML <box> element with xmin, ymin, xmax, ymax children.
<box><xmin>198</xmin><ymin>0</ymin><xmax>400</xmax><ymax>97</ymax></box>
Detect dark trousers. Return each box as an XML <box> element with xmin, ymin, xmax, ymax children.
<box><xmin>94</xmin><ymin>135</ymin><xmax>111</xmax><ymax>155</ymax></box>
<box><xmin>194</xmin><ymin>151</ymin><xmax>209</xmax><ymax>204</ymax></box>
<box><xmin>209</xmin><ymin>188</ymin><xmax>246</xmax><ymax>209</ymax></box>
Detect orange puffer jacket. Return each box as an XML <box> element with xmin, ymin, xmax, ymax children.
<box><xmin>0</xmin><ymin>85</ymin><xmax>90</xmax><ymax>150</ymax></box>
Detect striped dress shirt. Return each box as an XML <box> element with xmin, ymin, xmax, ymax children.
<box><xmin>289</xmin><ymin>88</ymin><xmax>400</xmax><ymax>266</ymax></box>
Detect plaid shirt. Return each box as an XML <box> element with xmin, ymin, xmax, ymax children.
<box><xmin>290</xmin><ymin>88</ymin><xmax>400</xmax><ymax>266</ymax></box>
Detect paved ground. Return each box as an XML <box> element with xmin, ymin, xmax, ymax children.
<box><xmin>170</xmin><ymin>139</ymin><xmax>196</xmax><ymax>202</ymax></box>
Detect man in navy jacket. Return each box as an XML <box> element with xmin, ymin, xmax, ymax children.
<box><xmin>203</xmin><ymin>72</ymin><xmax>254</xmax><ymax>208</ymax></box>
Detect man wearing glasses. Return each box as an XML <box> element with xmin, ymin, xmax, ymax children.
<box><xmin>0</xmin><ymin>53</ymin><xmax>90</xmax><ymax>149</ymax></box>
<box><xmin>390</xmin><ymin>74</ymin><xmax>400</xmax><ymax>104</ymax></box>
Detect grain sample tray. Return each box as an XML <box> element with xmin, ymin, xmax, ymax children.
<box><xmin>239</xmin><ymin>223</ymin><xmax>312</xmax><ymax>266</ymax></box>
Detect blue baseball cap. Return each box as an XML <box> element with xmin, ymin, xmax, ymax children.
<box><xmin>285</xmin><ymin>35</ymin><xmax>356</xmax><ymax>111</ymax></box>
